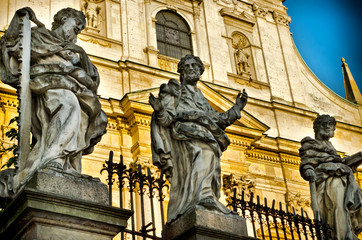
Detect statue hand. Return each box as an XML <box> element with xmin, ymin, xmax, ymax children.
<box><xmin>149</xmin><ymin>93</ymin><xmax>162</xmax><ymax>112</ymax></box>
<box><xmin>305</xmin><ymin>169</ymin><xmax>316</xmax><ymax>182</ymax></box>
<box><xmin>16</xmin><ymin>7</ymin><xmax>44</xmax><ymax>28</ymax></box>
<box><xmin>236</xmin><ymin>89</ymin><xmax>248</xmax><ymax>111</ymax></box>
<box><xmin>63</xmin><ymin>44</ymin><xmax>85</xmax><ymax>54</ymax></box>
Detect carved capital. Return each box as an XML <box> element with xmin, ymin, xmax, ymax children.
<box><xmin>252</xmin><ymin>4</ymin><xmax>267</xmax><ymax>18</ymax></box>
<box><xmin>273</xmin><ymin>11</ymin><xmax>291</xmax><ymax>26</ymax></box>
<box><xmin>193</xmin><ymin>7</ymin><xmax>201</xmax><ymax>19</ymax></box>
<box><xmin>285</xmin><ymin>191</ymin><xmax>311</xmax><ymax>212</ymax></box>
<box><xmin>223</xmin><ymin>174</ymin><xmax>256</xmax><ymax>204</ymax></box>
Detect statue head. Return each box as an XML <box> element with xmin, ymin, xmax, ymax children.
<box><xmin>177</xmin><ymin>55</ymin><xmax>205</xmax><ymax>85</ymax></box>
<box><xmin>51</xmin><ymin>8</ymin><xmax>86</xmax><ymax>43</ymax></box>
<box><xmin>313</xmin><ymin>114</ymin><xmax>336</xmax><ymax>140</ymax></box>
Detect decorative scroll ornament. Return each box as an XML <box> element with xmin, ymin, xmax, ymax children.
<box><xmin>232</xmin><ymin>32</ymin><xmax>250</xmax><ymax>75</ymax></box>
<box><xmin>77</xmin><ymin>34</ymin><xmax>111</xmax><ymax>48</ymax></box>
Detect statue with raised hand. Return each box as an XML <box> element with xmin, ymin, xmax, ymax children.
<box><xmin>149</xmin><ymin>54</ymin><xmax>248</xmax><ymax>222</ymax></box>
<box><xmin>299</xmin><ymin>114</ymin><xmax>362</xmax><ymax>240</ymax></box>
<box><xmin>0</xmin><ymin>7</ymin><xmax>108</xmax><ymax>197</ymax></box>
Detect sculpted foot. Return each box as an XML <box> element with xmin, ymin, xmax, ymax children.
<box><xmin>45</xmin><ymin>161</ymin><xmax>63</xmax><ymax>172</ymax></box>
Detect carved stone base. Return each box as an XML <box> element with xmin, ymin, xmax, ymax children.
<box><xmin>165</xmin><ymin>205</ymin><xmax>256</xmax><ymax>240</ymax></box>
<box><xmin>26</xmin><ymin>169</ymin><xmax>109</xmax><ymax>204</ymax></box>
<box><xmin>0</xmin><ymin>170</ymin><xmax>132</xmax><ymax>240</ymax></box>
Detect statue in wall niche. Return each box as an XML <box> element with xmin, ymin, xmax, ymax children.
<box><xmin>299</xmin><ymin>114</ymin><xmax>362</xmax><ymax>240</ymax></box>
<box><xmin>232</xmin><ymin>34</ymin><xmax>250</xmax><ymax>75</ymax></box>
<box><xmin>82</xmin><ymin>0</ymin><xmax>102</xmax><ymax>30</ymax></box>
<box><xmin>235</xmin><ymin>47</ymin><xmax>250</xmax><ymax>74</ymax></box>
<box><xmin>0</xmin><ymin>7</ymin><xmax>108</xmax><ymax>197</ymax></box>
<box><xmin>149</xmin><ymin>54</ymin><xmax>248</xmax><ymax>222</ymax></box>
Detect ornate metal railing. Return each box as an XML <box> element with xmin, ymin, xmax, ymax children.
<box><xmin>101</xmin><ymin>151</ymin><xmax>332</xmax><ymax>240</ymax></box>
<box><xmin>101</xmin><ymin>151</ymin><xmax>169</xmax><ymax>240</ymax></box>
<box><xmin>227</xmin><ymin>189</ymin><xmax>332</xmax><ymax>240</ymax></box>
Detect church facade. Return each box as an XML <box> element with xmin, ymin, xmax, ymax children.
<box><xmin>0</xmin><ymin>0</ymin><xmax>361</xmax><ymax>227</ymax></box>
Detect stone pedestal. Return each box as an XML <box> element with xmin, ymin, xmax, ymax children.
<box><xmin>165</xmin><ymin>206</ymin><xmax>256</xmax><ymax>240</ymax></box>
<box><xmin>0</xmin><ymin>170</ymin><xmax>132</xmax><ymax>240</ymax></box>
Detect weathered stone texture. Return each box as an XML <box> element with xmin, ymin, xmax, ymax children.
<box><xmin>165</xmin><ymin>206</ymin><xmax>252</xmax><ymax>240</ymax></box>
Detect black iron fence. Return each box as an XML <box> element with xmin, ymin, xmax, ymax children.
<box><xmin>227</xmin><ymin>189</ymin><xmax>331</xmax><ymax>240</ymax></box>
<box><xmin>101</xmin><ymin>151</ymin><xmax>168</xmax><ymax>240</ymax></box>
<box><xmin>101</xmin><ymin>151</ymin><xmax>331</xmax><ymax>240</ymax></box>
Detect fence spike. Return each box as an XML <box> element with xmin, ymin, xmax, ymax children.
<box><xmin>286</xmin><ymin>204</ymin><xmax>289</xmax><ymax>213</ymax></box>
<box><xmin>257</xmin><ymin>195</ymin><xmax>260</xmax><ymax>205</ymax></box>
<box><xmin>264</xmin><ymin>197</ymin><xmax>268</xmax><ymax>207</ymax></box>
<box><xmin>249</xmin><ymin>192</ymin><xmax>254</xmax><ymax>203</ymax></box>
<box><xmin>147</xmin><ymin>167</ymin><xmax>151</xmax><ymax>177</ymax></box>
<box><xmin>109</xmin><ymin>150</ymin><xmax>114</xmax><ymax>162</ymax></box>
<box><xmin>279</xmin><ymin>201</ymin><xmax>282</xmax><ymax>211</ymax></box>
<box><xmin>138</xmin><ymin>164</ymin><xmax>142</xmax><ymax>174</ymax></box>
<box><xmin>120</xmin><ymin>154</ymin><xmax>123</xmax><ymax>166</ymax></box>
<box><xmin>272</xmin><ymin>199</ymin><xmax>275</xmax><ymax>209</ymax></box>
<box><xmin>241</xmin><ymin>190</ymin><xmax>244</xmax><ymax>202</ymax></box>
<box><xmin>292</xmin><ymin>206</ymin><xmax>296</xmax><ymax>215</ymax></box>
<box><xmin>305</xmin><ymin>210</ymin><xmax>309</xmax><ymax>220</ymax></box>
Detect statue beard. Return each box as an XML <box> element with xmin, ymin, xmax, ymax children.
<box><xmin>182</xmin><ymin>73</ymin><xmax>200</xmax><ymax>85</ymax></box>
<box><xmin>317</xmin><ymin>129</ymin><xmax>334</xmax><ymax>140</ymax></box>
<box><xmin>64</xmin><ymin>33</ymin><xmax>77</xmax><ymax>43</ymax></box>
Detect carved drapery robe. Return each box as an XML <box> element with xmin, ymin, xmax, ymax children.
<box><xmin>151</xmin><ymin>79</ymin><xmax>240</xmax><ymax>222</ymax></box>
<box><xmin>300</xmin><ymin>137</ymin><xmax>362</xmax><ymax>239</ymax></box>
<box><xmin>0</xmin><ymin>13</ymin><xmax>107</xmax><ymax>193</ymax></box>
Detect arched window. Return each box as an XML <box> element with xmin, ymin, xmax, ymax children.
<box><xmin>155</xmin><ymin>11</ymin><xmax>193</xmax><ymax>59</ymax></box>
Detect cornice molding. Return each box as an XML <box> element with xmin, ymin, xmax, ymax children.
<box><xmin>220</xmin><ymin>7</ymin><xmax>256</xmax><ymax>26</ymax></box>
<box><xmin>246</xmin><ymin>148</ymin><xmax>280</xmax><ymax>164</ymax></box>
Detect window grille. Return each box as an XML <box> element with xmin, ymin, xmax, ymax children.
<box><xmin>155</xmin><ymin>11</ymin><xmax>193</xmax><ymax>59</ymax></box>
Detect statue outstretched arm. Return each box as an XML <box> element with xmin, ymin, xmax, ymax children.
<box><xmin>235</xmin><ymin>89</ymin><xmax>248</xmax><ymax>112</ymax></box>
<box><xmin>217</xmin><ymin>89</ymin><xmax>248</xmax><ymax>129</ymax></box>
<box><xmin>149</xmin><ymin>92</ymin><xmax>175</xmax><ymax>127</ymax></box>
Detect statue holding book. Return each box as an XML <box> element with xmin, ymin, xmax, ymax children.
<box><xmin>0</xmin><ymin>7</ymin><xmax>107</xmax><ymax>197</ymax></box>
<box><xmin>299</xmin><ymin>114</ymin><xmax>362</xmax><ymax>240</ymax></box>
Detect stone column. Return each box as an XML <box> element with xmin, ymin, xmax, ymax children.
<box><xmin>0</xmin><ymin>170</ymin><xmax>132</xmax><ymax>240</ymax></box>
<box><xmin>165</xmin><ymin>206</ymin><xmax>256</xmax><ymax>240</ymax></box>
<box><xmin>193</xmin><ymin>3</ymin><xmax>203</xmax><ymax>59</ymax></box>
<box><xmin>145</xmin><ymin>0</ymin><xmax>159</xmax><ymax>67</ymax></box>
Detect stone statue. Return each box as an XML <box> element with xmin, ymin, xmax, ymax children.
<box><xmin>235</xmin><ymin>46</ymin><xmax>250</xmax><ymax>74</ymax></box>
<box><xmin>299</xmin><ymin>114</ymin><xmax>362</xmax><ymax>240</ymax></box>
<box><xmin>0</xmin><ymin>7</ymin><xmax>108</xmax><ymax>197</ymax></box>
<box><xmin>82</xmin><ymin>0</ymin><xmax>102</xmax><ymax>30</ymax></box>
<box><xmin>149</xmin><ymin>55</ymin><xmax>248</xmax><ymax>222</ymax></box>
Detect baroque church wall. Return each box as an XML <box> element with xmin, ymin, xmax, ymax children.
<box><xmin>0</xmin><ymin>0</ymin><xmax>361</xmax><ymax>222</ymax></box>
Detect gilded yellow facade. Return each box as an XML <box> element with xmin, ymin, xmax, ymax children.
<box><xmin>0</xmin><ymin>0</ymin><xmax>361</xmax><ymax>226</ymax></box>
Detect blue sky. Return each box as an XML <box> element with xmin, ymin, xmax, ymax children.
<box><xmin>284</xmin><ymin>0</ymin><xmax>362</xmax><ymax>99</ymax></box>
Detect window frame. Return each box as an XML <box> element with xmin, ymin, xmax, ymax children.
<box><xmin>155</xmin><ymin>10</ymin><xmax>193</xmax><ymax>59</ymax></box>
